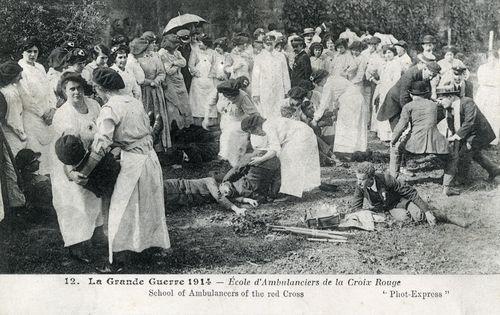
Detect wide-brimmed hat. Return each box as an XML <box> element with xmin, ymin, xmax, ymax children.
<box><xmin>310</xmin><ymin>69</ymin><xmax>329</xmax><ymax>83</ymax></box>
<box><xmin>141</xmin><ymin>31</ymin><xmax>158</xmax><ymax>44</ymax></box>
<box><xmin>436</xmin><ymin>85</ymin><xmax>460</xmax><ymax>96</ymax></box>
<box><xmin>451</xmin><ymin>59</ymin><xmax>467</xmax><ymax>74</ymax></box>
<box><xmin>394</xmin><ymin>40</ymin><xmax>407</xmax><ymax>49</ymax></box>
<box><xmin>0</xmin><ymin>61</ymin><xmax>23</xmax><ymax>87</ymax></box>
<box><xmin>129</xmin><ymin>38</ymin><xmax>149</xmax><ymax>55</ymax></box>
<box><xmin>417</xmin><ymin>53</ymin><xmax>436</xmax><ymax>64</ymax></box>
<box><xmin>15</xmin><ymin>149</ymin><xmax>41</xmax><ymax>171</ymax></box>
<box><xmin>408</xmin><ymin>81</ymin><xmax>430</xmax><ymax>96</ymax></box>
<box><xmin>420</xmin><ymin>35</ymin><xmax>436</xmax><ymax>44</ymax></box>
<box><xmin>302</xmin><ymin>28</ymin><xmax>315</xmax><ymax>36</ymax></box>
<box><xmin>64</xmin><ymin>48</ymin><xmax>88</xmax><ymax>65</ymax></box>
<box><xmin>48</xmin><ymin>47</ymin><xmax>69</xmax><ymax>70</ymax></box>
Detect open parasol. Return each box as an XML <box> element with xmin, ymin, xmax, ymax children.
<box><xmin>163</xmin><ymin>13</ymin><xmax>208</xmax><ymax>34</ymax></box>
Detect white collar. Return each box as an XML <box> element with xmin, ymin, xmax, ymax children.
<box><xmin>370</xmin><ymin>180</ymin><xmax>378</xmax><ymax>192</ymax></box>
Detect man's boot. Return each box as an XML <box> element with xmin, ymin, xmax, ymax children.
<box><xmin>473</xmin><ymin>152</ymin><xmax>500</xmax><ymax>180</ymax></box>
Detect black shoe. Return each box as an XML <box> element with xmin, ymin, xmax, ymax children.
<box><xmin>95</xmin><ymin>262</ymin><xmax>124</xmax><ymax>274</ymax></box>
<box><xmin>68</xmin><ymin>248</ymin><xmax>92</xmax><ymax>264</ymax></box>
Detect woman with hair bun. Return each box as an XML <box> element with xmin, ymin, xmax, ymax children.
<box><xmin>17</xmin><ymin>36</ymin><xmax>57</xmax><ymax>175</ymax></box>
<box><xmin>81</xmin><ymin>44</ymin><xmax>110</xmax><ymax>84</ymax></box>
<box><xmin>109</xmin><ymin>44</ymin><xmax>141</xmax><ymax>100</ymax></box>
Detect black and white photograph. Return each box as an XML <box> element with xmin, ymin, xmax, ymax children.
<box><xmin>0</xmin><ymin>0</ymin><xmax>499</xmax><ymax>313</ymax></box>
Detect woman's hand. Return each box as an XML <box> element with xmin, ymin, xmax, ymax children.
<box><xmin>248</xmin><ymin>156</ymin><xmax>262</xmax><ymax>166</ymax></box>
<box><xmin>42</xmin><ymin>108</ymin><xmax>56</xmax><ymax>126</ymax></box>
<box><xmin>68</xmin><ymin>170</ymin><xmax>88</xmax><ymax>185</ymax></box>
<box><xmin>425</xmin><ymin>211</ymin><xmax>436</xmax><ymax>227</ymax></box>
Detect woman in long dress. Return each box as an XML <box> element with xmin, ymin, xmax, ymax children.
<box><xmin>158</xmin><ymin>34</ymin><xmax>193</xmax><ymax>129</ymax></box>
<box><xmin>206</xmin><ymin>79</ymin><xmax>260</xmax><ymax>166</ymax></box>
<box><xmin>251</xmin><ymin>35</ymin><xmax>291</xmax><ymax>119</ymax></box>
<box><xmin>0</xmin><ymin>61</ymin><xmax>27</xmax><ymax>209</ymax></box>
<box><xmin>131</xmin><ymin>37</ymin><xmax>171</xmax><ymax>150</ymax></box>
<box><xmin>372</xmin><ymin>46</ymin><xmax>401</xmax><ymax>141</ymax></box>
<box><xmin>109</xmin><ymin>45</ymin><xmax>142</xmax><ymax>100</ymax></box>
<box><xmin>241</xmin><ymin>114</ymin><xmax>320</xmax><ymax>198</ymax></box>
<box><xmin>51</xmin><ymin>72</ymin><xmax>104</xmax><ymax>263</ymax></box>
<box><xmin>475</xmin><ymin>51</ymin><xmax>500</xmax><ymax>145</ymax></box>
<box><xmin>91</xmin><ymin>67</ymin><xmax>170</xmax><ymax>267</ymax></box>
<box><xmin>188</xmin><ymin>35</ymin><xmax>216</xmax><ymax>125</ymax></box>
<box><xmin>17</xmin><ymin>37</ymin><xmax>57</xmax><ymax>175</ymax></box>
<box><xmin>227</xmin><ymin>36</ymin><xmax>251</xmax><ymax>81</ymax></box>
<box><xmin>332</xmin><ymin>41</ymin><xmax>368</xmax><ymax>155</ymax></box>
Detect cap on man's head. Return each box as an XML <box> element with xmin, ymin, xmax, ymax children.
<box><xmin>15</xmin><ymin>149</ymin><xmax>41</xmax><ymax>171</ymax></box>
<box><xmin>420</xmin><ymin>35</ymin><xmax>436</xmax><ymax>44</ymax></box>
<box><xmin>425</xmin><ymin>61</ymin><xmax>441</xmax><ymax>75</ymax></box>
<box><xmin>451</xmin><ymin>60</ymin><xmax>467</xmax><ymax>74</ymax></box>
<box><xmin>408</xmin><ymin>81</ymin><xmax>431</xmax><ymax>96</ymax></box>
<box><xmin>55</xmin><ymin>134</ymin><xmax>86</xmax><ymax>166</ymax></box>
<box><xmin>302</xmin><ymin>28</ymin><xmax>315</xmax><ymax>36</ymax></box>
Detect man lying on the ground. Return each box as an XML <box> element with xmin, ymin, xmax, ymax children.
<box><xmin>164</xmin><ymin>177</ymin><xmax>255</xmax><ymax>216</ymax></box>
<box><xmin>219</xmin><ymin>152</ymin><xmax>281</xmax><ymax>204</ymax></box>
<box><xmin>351</xmin><ymin>162</ymin><xmax>436</xmax><ymax>226</ymax></box>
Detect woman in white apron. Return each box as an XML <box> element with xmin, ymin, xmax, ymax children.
<box><xmin>241</xmin><ymin>115</ymin><xmax>320</xmax><ymax>199</ymax></box>
<box><xmin>372</xmin><ymin>46</ymin><xmax>401</xmax><ymax>141</ymax></box>
<box><xmin>17</xmin><ymin>37</ymin><xmax>57</xmax><ymax>175</ymax></box>
<box><xmin>91</xmin><ymin>67</ymin><xmax>170</xmax><ymax>269</ymax></box>
<box><xmin>333</xmin><ymin>41</ymin><xmax>368</xmax><ymax>155</ymax></box>
<box><xmin>189</xmin><ymin>36</ymin><xmax>216</xmax><ymax>125</ymax></box>
<box><xmin>51</xmin><ymin>72</ymin><xmax>104</xmax><ymax>263</ymax></box>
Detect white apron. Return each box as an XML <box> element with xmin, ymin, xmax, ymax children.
<box><xmin>334</xmin><ymin>85</ymin><xmax>368</xmax><ymax>153</ymax></box>
<box><xmin>189</xmin><ymin>50</ymin><xmax>215</xmax><ymax>118</ymax></box>
<box><xmin>107</xmin><ymin>149</ymin><xmax>170</xmax><ymax>263</ymax></box>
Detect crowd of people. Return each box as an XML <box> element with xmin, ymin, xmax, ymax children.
<box><xmin>0</xmin><ymin>20</ymin><xmax>499</xmax><ymax>271</ymax></box>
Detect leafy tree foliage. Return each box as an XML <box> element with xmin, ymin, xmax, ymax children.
<box><xmin>0</xmin><ymin>0</ymin><xmax>108</xmax><ymax>65</ymax></box>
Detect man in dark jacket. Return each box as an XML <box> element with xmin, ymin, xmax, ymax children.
<box><xmin>437</xmin><ymin>86</ymin><xmax>500</xmax><ymax>188</ymax></box>
<box><xmin>290</xmin><ymin>37</ymin><xmax>312</xmax><ymax>87</ymax></box>
<box><xmin>351</xmin><ymin>162</ymin><xmax>436</xmax><ymax>226</ymax></box>
<box><xmin>377</xmin><ymin>60</ymin><xmax>441</xmax><ymax>129</ymax></box>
